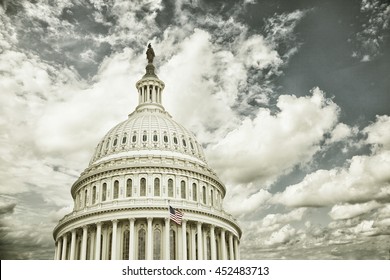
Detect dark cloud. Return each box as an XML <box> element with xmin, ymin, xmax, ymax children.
<box><xmin>0</xmin><ymin>203</ymin><xmax>16</xmax><ymax>215</ymax></box>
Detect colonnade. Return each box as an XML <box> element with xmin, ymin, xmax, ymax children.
<box><xmin>54</xmin><ymin>217</ymin><xmax>240</xmax><ymax>260</ymax></box>
<box><xmin>138</xmin><ymin>84</ymin><xmax>162</xmax><ymax>105</ymax></box>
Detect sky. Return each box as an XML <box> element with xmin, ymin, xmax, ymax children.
<box><xmin>0</xmin><ymin>0</ymin><xmax>389</xmax><ymax>260</ymax></box>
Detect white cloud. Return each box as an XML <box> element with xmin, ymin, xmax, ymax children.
<box><xmin>273</xmin><ymin>114</ymin><xmax>390</xmax><ymax>208</ymax></box>
<box><xmin>329</xmin><ymin>201</ymin><xmax>381</xmax><ymax>220</ymax></box>
<box><xmin>326</xmin><ymin>123</ymin><xmax>356</xmax><ymax>144</ymax></box>
<box><xmin>207</xmin><ymin>87</ymin><xmax>339</xmax><ymax>185</ymax></box>
<box><xmin>264</xmin><ymin>224</ymin><xmax>297</xmax><ymax>246</ymax></box>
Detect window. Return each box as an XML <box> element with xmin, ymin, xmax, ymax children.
<box><xmin>190</xmin><ymin>141</ymin><xmax>194</xmax><ymax>150</ymax></box>
<box><xmin>140</xmin><ymin>178</ymin><xmax>146</xmax><ymax>196</ymax></box>
<box><xmin>113</xmin><ymin>180</ymin><xmax>119</xmax><ymax>199</ymax></box>
<box><xmin>181</xmin><ymin>180</ymin><xmax>186</xmax><ymax>199</ymax></box>
<box><xmin>182</xmin><ymin>139</ymin><xmax>187</xmax><ymax>147</ymax></box>
<box><xmin>173</xmin><ymin>136</ymin><xmax>178</xmax><ymax>145</ymax></box>
<box><xmin>122</xmin><ymin>136</ymin><xmax>127</xmax><ymax>144</ymax></box>
<box><xmin>192</xmin><ymin>183</ymin><xmax>197</xmax><ymax>202</ymax></box>
<box><xmin>102</xmin><ymin>183</ymin><xmax>107</xmax><ymax>201</ymax></box>
<box><xmin>138</xmin><ymin>229</ymin><xmax>146</xmax><ymax>260</ymax></box>
<box><xmin>153</xmin><ymin>134</ymin><xmax>158</xmax><ymax>142</ymax></box>
<box><xmin>113</xmin><ymin>138</ymin><xmax>118</xmax><ymax>146</ymax></box>
<box><xmin>84</xmin><ymin>189</ymin><xmax>88</xmax><ymax>207</ymax></box>
<box><xmin>123</xmin><ymin>230</ymin><xmax>130</xmax><ymax>260</ymax></box>
<box><xmin>154</xmin><ymin>178</ymin><xmax>160</xmax><ymax>196</ymax></box>
<box><xmin>153</xmin><ymin>229</ymin><xmax>161</xmax><ymax>260</ymax></box>
<box><xmin>170</xmin><ymin>229</ymin><xmax>176</xmax><ymax>260</ymax></box>
<box><xmin>132</xmin><ymin>135</ymin><xmax>136</xmax><ymax>143</ymax></box>
<box><xmin>210</xmin><ymin>189</ymin><xmax>214</xmax><ymax>206</ymax></box>
<box><xmin>168</xmin><ymin>179</ymin><xmax>174</xmax><ymax>197</ymax></box>
<box><xmin>202</xmin><ymin>186</ymin><xmax>206</xmax><ymax>204</ymax></box>
<box><xmin>164</xmin><ymin>135</ymin><xmax>168</xmax><ymax>143</ymax></box>
<box><xmin>126</xmin><ymin>179</ymin><xmax>132</xmax><ymax>197</ymax></box>
<box><xmin>142</xmin><ymin>134</ymin><xmax>147</xmax><ymax>142</ymax></box>
<box><xmin>92</xmin><ymin>186</ymin><xmax>96</xmax><ymax>204</ymax></box>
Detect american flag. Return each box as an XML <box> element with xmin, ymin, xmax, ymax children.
<box><xmin>169</xmin><ymin>206</ymin><xmax>183</xmax><ymax>225</ymax></box>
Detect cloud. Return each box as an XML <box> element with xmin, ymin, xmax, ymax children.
<box><xmin>207</xmin><ymin>87</ymin><xmax>339</xmax><ymax>185</ymax></box>
<box><xmin>329</xmin><ymin>201</ymin><xmax>381</xmax><ymax>220</ymax></box>
<box><xmin>353</xmin><ymin>0</ymin><xmax>390</xmax><ymax>60</ymax></box>
<box><xmin>0</xmin><ymin>202</ymin><xmax>16</xmax><ymax>215</ymax></box>
<box><xmin>273</xmin><ymin>115</ymin><xmax>390</xmax><ymax>207</ymax></box>
<box><xmin>264</xmin><ymin>224</ymin><xmax>297</xmax><ymax>246</ymax></box>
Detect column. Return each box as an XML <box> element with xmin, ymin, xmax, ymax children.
<box><xmin>70</xmin><ymin>229</ymin><xmax>77</xmax><ymax>260</ymax></box>
<box><xmin>129</xmin><ymin>218</ymin><xmax>135</xmax><ymax>260</ymax></box>
<box><xmin>229</xmin><ymin>232</ymin><xmax>234</xmax><ymax>260</ymax></box>
<box><xmin>197</xmin><ymin>222</ymin><xmax>203</xmax><ymax>260</ymax></box>
<box><xmin>81</xmin><ymin>226</ymin><xmax>88</xmax><ymax>260</ymax></box>
<box><xmin>90</xmin><ymin>230</ymin><xmax>95</xmax><ymax>260</ymax></box>
<box><xmin>147</xmin><ymin>218</ymin><xmax>153</xmax><ymax>260</ymax></box>
<box><xmin>164</xmin><ymin>218</ymin><xmax>170</xmax><ymax>260</ymax></box>
<box><xmin>61</xmin><ymin>234</ymin><xmax>68</xmax><ymax>260</ymax></box>
<box><xmin>102</xmin><ymin>227</ymin><xmax>107</xmax><ymax>260</ymax></box>
<box><xmin>95</xmin><ymin>222</ymin><xmax>102</xmax><ymax>260</ymax></box>
<box><xmin>56</xmin><ymin>238</ymin><xmax>62</xmax><ymax>260</ymax></box>
<box><xmin>191</xmin><ymin>227</ymin><xmax>196</xmax><ymax>260</ymax></box>
<box><xmin>234</xmin><ymin>237</ymin><xmax>239</xmax><ymax>260</ymax></box>
<box><xmin>111</xmin><ymin>220</ymin><xmax>118</xmax><ymax>260</ymax></box>
<box><xmin>181</xmin><ymin>219</ymin><xmax>187</xmax><ymax>260</ymax></box>
<box><xmin>221</xmin><ymin>229</ymin><xmax>227</xmax><ymax>260</ymax></box>
<box><xmin>210</xmin><ymin>225</ymin><xmax>216</xmax><ymax>260</ymax></box>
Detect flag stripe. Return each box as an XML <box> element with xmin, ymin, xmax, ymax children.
<box><xmin>169</xmin><ymin>206</ymin><xmax>183</xmax><ymax>225</ymax></box>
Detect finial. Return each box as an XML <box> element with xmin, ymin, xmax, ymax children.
<box><xmin>146</xmin><ymin>43</ymin><xmax>155</xmax><ymax>64</ymax></box>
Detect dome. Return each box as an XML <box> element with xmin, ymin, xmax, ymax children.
<box><xmin>89</xmin><ymin>108</ymin><xmax>207</xmax><ymax>167</ymax></box>
<box><xmin>53</xmin><ymin>45</ymin><xmax>241</xmax><ymax>261</ymax></box>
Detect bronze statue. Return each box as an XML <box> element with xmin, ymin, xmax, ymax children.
<box><xmin>146</xmin><ymin>43</ymin><xmax>155</xmax><ymax>63</ymax></box>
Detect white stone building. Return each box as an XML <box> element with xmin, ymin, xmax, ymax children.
<box><xmin>53</xmin><ymin>47</ymin><xmax>242</xmax><ymax>260</ymax></box>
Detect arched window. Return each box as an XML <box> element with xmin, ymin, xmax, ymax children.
<box><xmin>113</xmin><ymin>180</ymin><xmax>119</xmax><ymax>199</ymax></box>
<box><xmin>181</xmin><ymin>180</ymin><xmax>186</xmax><ymax>199</ymax></box>
<box><xmin>192</xmin><ymin>183</ymin><xmax>197</xmax><ymax>202</ymax></box>
<box><xmin>123</xmin><ymin>230</ymin><xmax>130</xmax><ymax>260</ymax></box>
<box><xmin>138</xmin><ymin>229</ymin><xmax>146</xmax><ymax>260</ymax></box>
<box><xmin>122</xmin><ymin>136</ymin><xmax>127</xmax><ymax>144</ymax></box>
<box><xmin>142</xmin><ymin>133</ymin><xmax>147</xmax><ymax>142</ymax></box>
<box><xmin>202</xmin><ymin>186</ymin><xmax>207</xmax><ymax>204</ymax></box>
<box><xmin>168</xmin><ymin>179</ymin><xmax>174</xmax><ymax>197</ymax></box>
<box><xmin>182</xmin><ymin>139</ymin><xmax>187</xmax><ymax>147</ymax></box>
<box><xmin>126</xmin><ymin>179</ymin><xmax>132</xmax><ymax>197</ymax></box>
<box><xmin>154</xmin><ymin>178</ymin><xmax>160</xmax><ymax>196</ymax></box>
<box><xmin>170</xmin><ymin>229</ymin><xmax>176</xmax><ymax>260</ymax></box>
<box><xmin>153</xmin><ymin>133</ymin><xmax>158</xmax><ymax>142</ymax></box>
<box><xmin>92</xmin><ymin>186</ymin><xmax>96</xmax><ymax>204</ymax></box>
<box><xmin>140</xmin><ymin>178</ymin><xmax>146</xmax><ymax>196</ymax></box>
<box><xmin>190</xmin><ymin>141</ymin><xmax>194</xmax><ymax>150</ymax></box>
<box><xmin>84</xmin><ymin>189</ymin><xmax>88</xmax><ymax>207</ymax></box>
<box><xmin>113</xmin><ymin>138</ymin><xmax>118</xmax><ymax>146</ymax></box>
<box><xmin>102</xmin><ymin>183</ymin><xmax>107</xmax><ymax>201</ymax></box>
<box><xmin>164</xmin><ymin>135</ymin><xmax>168</xmax><ymax>143</ymax></box>
<box><xmin>132</xmin><ymin>135</ymin><xmax>136</xmax><ymax>143</ymax></box>
<box><xmin>210</xmin><ymin>189</ymin><xmax>214</xmax><ymax>206</ymax></box>
<box><xmin>153</xmin><ymin>229</ymin><xmax>161</xmax><ymax>260</ymax></box>
<box><xmin>173</xmin><ymin>136</ymin><xmax>178</xmax><ymax>145</ymax></box>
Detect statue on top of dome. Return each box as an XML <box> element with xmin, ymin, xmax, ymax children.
<box><xmin>146</xmin><ymin>43</ymin><xmax>155</xmax><ymax>64</ymax></box>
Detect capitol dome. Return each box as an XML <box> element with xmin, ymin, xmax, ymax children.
<box><xmin>53</xmin><ymin>45</ymin><xmax>242</xmax><ymax>260</ymax></box>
